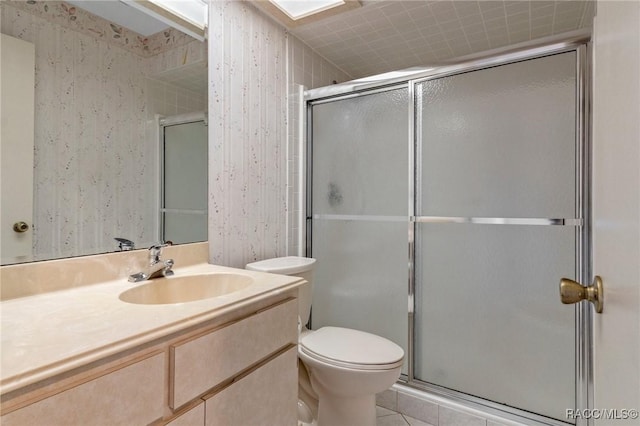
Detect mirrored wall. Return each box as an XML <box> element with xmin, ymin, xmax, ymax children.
<box><xmin>0</xmin><ymin>0</ymin><xmax>208</xmax><ymax>265</ymax></box>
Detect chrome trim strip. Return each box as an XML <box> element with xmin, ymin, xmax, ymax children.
<box><xmin>584</xmin><ymin>40</ymin><xmax>595</xmax><ymax>426</ymax></box>
<box><xmin>305</xmin><ymin>31</ymin><xmax>590</xmax><ymax>102</ymax></box>
<box><xmin>297</xmin><ymin>85</ymin><xmax>307</xmax><ymax>256</ymax></box>
<box><xmin>311</xmin><ymin>214</ymin><xmax>408</xmax><ymax>222</ymax></box>
<box><xmin>407</xmin><ymin>80</ymin><xmax>416</xmax><ymax>382</ymax></box>
<box><xmin>157</xmin><ymin>114</ymin><xmax>165</xmax><ymax>242</ymax></box>
<box><xmin>311</xmin><ymin>215</ymin><xmax>582</xmax><ymax>226</ymax></box>
<box><xmin>160</xmin><ymin>208</ymin><xmax>206</xmax><ymax>215</ymax></box>
<box><xmin>415</xmin><ymin>84</ymin><xmax>424</xmax><ymax>215</ymax></box>
<box><xmin>306</xmin><ymin>99</ymin><xmax>314</xmax><ymax>258</ymax></box>
<box><xmin>414</xmin><ymin>217</ymin><xmax>582</xmax><ymax>226</ymax></box>
<box><xmin>159</xmin><ymin>111</ymin><xmax>206</xmax><ymax>127</ymax></box>
<box><xmin>575</xmin><ymin>43</ymin><xmax>594</xmax><ymax>426</ymax></box>
<box><xmin>308</xmin><ymin>84</ymin><xmax>406</xmax><ymax>106</ymax></box>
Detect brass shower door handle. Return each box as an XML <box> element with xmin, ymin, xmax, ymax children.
<box><xmin>559</xmin><ymin>276</ymin><xmax>604</xmax><ymax>313</ymax></box>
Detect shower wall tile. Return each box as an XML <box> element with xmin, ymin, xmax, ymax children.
<box><xmin>398</xmin><ymin>392</ymin><xmax>439</xmax><ymax>426</ymax></box>
<box><xmin>439</xmin><ymin>406</ymin><xmax>486</xmax><ymax>426</ymax></box>
<box><xmin>1</xmin><ymin>2</ymin><xmax>206</xmax><ymax>261</ymax></box>
<box><xmin>288</xmin><ymin>35</ymin><xmax>351</xmax><ymax>90</ymax></box>
<box><xmin>392</xmin><ymin>386</ymin><xmax>530</xmax><ymax>426</ymax></box>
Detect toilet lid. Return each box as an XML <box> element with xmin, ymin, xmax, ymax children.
<box><xmin>300</xmin><ymin>327</ymin><xmax>404</xmax><ymax>370</ymax></box>
<box><xmin>246</xmin><ymin>257</ymin><xmax>316</xmax><ymax>275</ymax></box>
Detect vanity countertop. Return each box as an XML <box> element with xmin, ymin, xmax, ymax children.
<box><xmin>0</xmin><ymin>263</ymin><xmax>304</xmax><ymax>395</ymax></box>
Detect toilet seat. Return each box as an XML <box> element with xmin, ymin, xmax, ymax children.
<box><xmin>299</xmin><ymin>327</ymin><xmax>404</xmax><ymax>371</ymax></box>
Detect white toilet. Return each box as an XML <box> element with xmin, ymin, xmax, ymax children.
<box><xmin>246</xmin><ymin>256</ymin><xmax>404</xmax><ymax>426</ymax></box>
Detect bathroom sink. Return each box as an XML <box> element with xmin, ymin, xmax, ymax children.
<box><xmin>119</xmin><ymin>273</ymin><xmax>253</xmax><ymax>305</ymax></box>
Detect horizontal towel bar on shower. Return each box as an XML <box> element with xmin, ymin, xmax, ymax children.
<box><xmin>413</xmin><ymin>217</ymin><xmax>582</xmax><ymax>226</ymax></box>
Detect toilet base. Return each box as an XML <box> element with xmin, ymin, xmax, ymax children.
<box><xmin>316</xmin><ymin>393</ymin><xmax>376</xmax><ymax>426</ymax></box>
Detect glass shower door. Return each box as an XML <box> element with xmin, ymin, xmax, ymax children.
<box><xmin>309</xmin><ymin>87</ymin><xmax>409</xmax><ymax>373</ymax></box>
<box><xmin>162</xmin><ymin>119</ymin><xmax>208</xmax><ymax>244</ymax></box>
<box><xmin>414</xmin><ymin>52</ymin><xmax>580</xmax><ymax>422</ymax></box>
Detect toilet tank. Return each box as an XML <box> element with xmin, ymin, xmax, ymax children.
<box><xmin>245</xmin><ymin>257</ymin><xmax>316</xmax><ymax>326</ymax></box>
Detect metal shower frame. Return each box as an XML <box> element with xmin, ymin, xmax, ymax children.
<box><xmin>304</xmin><ymin>33</ymin><xmax>592</xmax><ymax>426</ymax></box>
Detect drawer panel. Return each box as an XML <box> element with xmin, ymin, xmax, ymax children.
<box><xmin>1</xmin><ymin>353</ymin><xmax>165</xmax><ymax>426</ymax></box>
<box><xmin>171</xmin><ymin>298</ymin><xmax>297</xmax><ymax>409</ymax></box>
<box><xmin>166</xmin><ymin>402</ymin><xmax>205</xmax><ymax>426</ymax></box>
<box><xmin>204</xmin><ymin>347</ymin><xmax>298</xmax><ymax>426</ymax></box>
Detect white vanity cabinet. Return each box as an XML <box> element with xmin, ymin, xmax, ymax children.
<box><xmin>166</xmin><ymin>402</ymin><xmax>205</xmax><ymax>426</ymax></box>
<box><xmin>1</xmin><ymin>353</ymin><xmax>165</xmax><ymax>425</ymax></box>
<box><xmin>1</xmin><ymin>296</ymin><xmax>299</xmax><ymax>426</ymax></box>
<box><xmin>170</xmin><ymin>298</ymin><xmax>297</xmax><ymax>409</ymax></box>
<box><xmin>203</xmin><ymin>347</ymin><xmax>298</xmax><ymax>426</ymax></box>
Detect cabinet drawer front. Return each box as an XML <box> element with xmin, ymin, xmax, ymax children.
<box><xmin>1</xmin><ymin>353</ymin><xmax>165</xmax><ymax>426</ymax></box>
<box><xmin>166</xmin><ymin>402</ymin><xmax>205</xmax><ymax>426</ymax></box>
<box><xmin>204</xmin><ymin>347</ymin><xmax>298</xmax><ymax>426</ymax></box>
<box><xmin>171</xmin><ymin>298</ymin><xmax>297</xmax><ymax>409</ymax></box>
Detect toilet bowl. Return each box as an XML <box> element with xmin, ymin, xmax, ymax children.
<box><xmin>246</xmin><ymin>257</ymin><xmax>404</xmax><ymax>426</ymax></box>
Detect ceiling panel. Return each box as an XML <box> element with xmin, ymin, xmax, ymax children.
<box><xmin>66</xmin><ymin>0</ymin><xmax>169</xmax><ymax>36</ymax></box>
<box><xmin>288</xmin><ymin>0</ymin><xmax>595</xmax><ymax>78</ymax></box>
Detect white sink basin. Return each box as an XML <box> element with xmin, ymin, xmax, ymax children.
<box><xmin>119</xmin><ymin>273</ymin><xmax>253</xmax><ymax>305</ymax></box>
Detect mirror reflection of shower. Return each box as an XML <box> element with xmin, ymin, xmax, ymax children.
<box><xmin>159</xmin><ymin>112</ymin><xmax>208</xmax><ymax>244</ymax></box>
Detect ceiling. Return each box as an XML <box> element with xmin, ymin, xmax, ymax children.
<box><xmin>289</xmin><ymin>0</ymin><xmax>595</xmax><ymax>78</ymax></box>
<box><xmin>66</xmin><ymin>0</ymin><xmax>169</xmax><ymax>36</ymax></box>
<box><xmin>65</xmin><ymin>1</ymin><xmax>595</xmax><ymax>83</ymax></box>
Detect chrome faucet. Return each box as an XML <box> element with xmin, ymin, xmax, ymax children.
<box><xmin>115</xmin><ymin>237</ymin><xmax>135</xmax><ymax>251</ymax></box>
<box><xmin>128</xmin><ymin>243</ymin><xmax>174</xmax><ymax>282</ymax></box>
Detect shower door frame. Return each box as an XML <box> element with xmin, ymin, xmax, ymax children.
<box><xmin>158</xmin><ymin>111</ymin><xmax>208</xmax><ymax>244</ymax></box>
<box><xmin>305</xmin><ymin>36</ymin><xmax>592</xmax><ymax>426</ymax></box>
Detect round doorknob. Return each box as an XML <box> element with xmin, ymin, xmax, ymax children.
<box><xmin>13</xmin><ymin>221</ymin><xmax>29</xmax><ymax>233</ymax></box>
<box><xmin>560</xmin><ymin>276</ymin><xmax>603</xmax><ymax>313</ymax></box>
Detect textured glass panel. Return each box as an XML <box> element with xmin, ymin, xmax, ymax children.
<box><xmin>414</xmin><ymin>223</ymin><xmax>575</xmax><ymax>422</ymax></box>
<box><xmin>164</xmin><ymin>121</ymin><xmax>208</xmax><ymax>210</ymax></box>
<box><xmin>418</xmin><ymin>52</ymin><xmax>576</xmax><ymax>218</ymax></box>
<box><xmin>312</xmin><ymin>88</ymin><xmax>409</xmax><ymax>216</ymax></box>
<box><xmin>163</xmin><ymin>212</ymin><xmax>207</xmax><ymax>244</ymax></box>
<box><xmin>311</xmin><ymin>219</ymin><xmax>408</xmax><ymax>374</ymax></box>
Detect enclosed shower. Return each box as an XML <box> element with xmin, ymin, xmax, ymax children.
<box><xmin>305</xmin><ymin>39</ymin><xmax>590</xmax><ymax>425</ymax></box>
<box><xmin>159</xmin><ymin>112</ymin><xmax>208</xmax><ymax>245</ymax></box>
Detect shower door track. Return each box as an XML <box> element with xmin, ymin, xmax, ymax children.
<box><xmin>305</xmin><ymin>36</ymin><xmax>592</xmax><ymax>426</ymax></box>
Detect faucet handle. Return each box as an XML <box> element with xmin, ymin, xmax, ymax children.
<box><xmin>115</xmin><ymin>237</ymin><xmax>135</xmax><ymax>251</ymax></box>
<box><xmin>148</xmin><ymin>241</ymin><xmax>172</xmax><ymax>261</ymax></box>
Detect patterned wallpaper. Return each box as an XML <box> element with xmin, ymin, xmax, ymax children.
<box><xmin>208</xmin><ymin>1</ymin><xmax>351</xmax><ymax>268</ymax></box>
<box><xmin>1</xmin><ymin>1</ymin><xmax>206</xmax><ymax>261</ymax></box>
<box><xmin>2</xmin><ymin>0</ymin><xmax>348</xmax><ymax>264</ymax></box>
<box><xmin>4</xmin><ymin>0</ymin><xmax>195</xmax><ymax>58</ymax></box>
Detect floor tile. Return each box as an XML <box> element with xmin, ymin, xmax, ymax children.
<box><xmin>377</xmin><ymin>406</ymin><xmax>397</xmax><ymax>417</ymax></box>
<box><xmin>403</xmin><ymin>413</ymin><xmax>436</xmax><ymax>426</ymax></box>
<box><xmin>439</xmin><ymin>406</ymin><xmax>486</xmax><ymax>426</ymax></box>
<box><xmin>377</xmin><ymin>413</ymin><xmax>409</xmax><ymax>426</ymax></box>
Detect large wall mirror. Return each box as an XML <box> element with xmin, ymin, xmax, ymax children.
<box><xmin>1</xmin><ymin>0</ymin><xmax>208</xmax><ymax>265</ymax></box>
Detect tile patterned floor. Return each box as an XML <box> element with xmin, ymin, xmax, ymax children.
<box><xmin>377</xmin><ymin>406</ymin><xmax>435</xmax><ymax>426</ymax></box>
